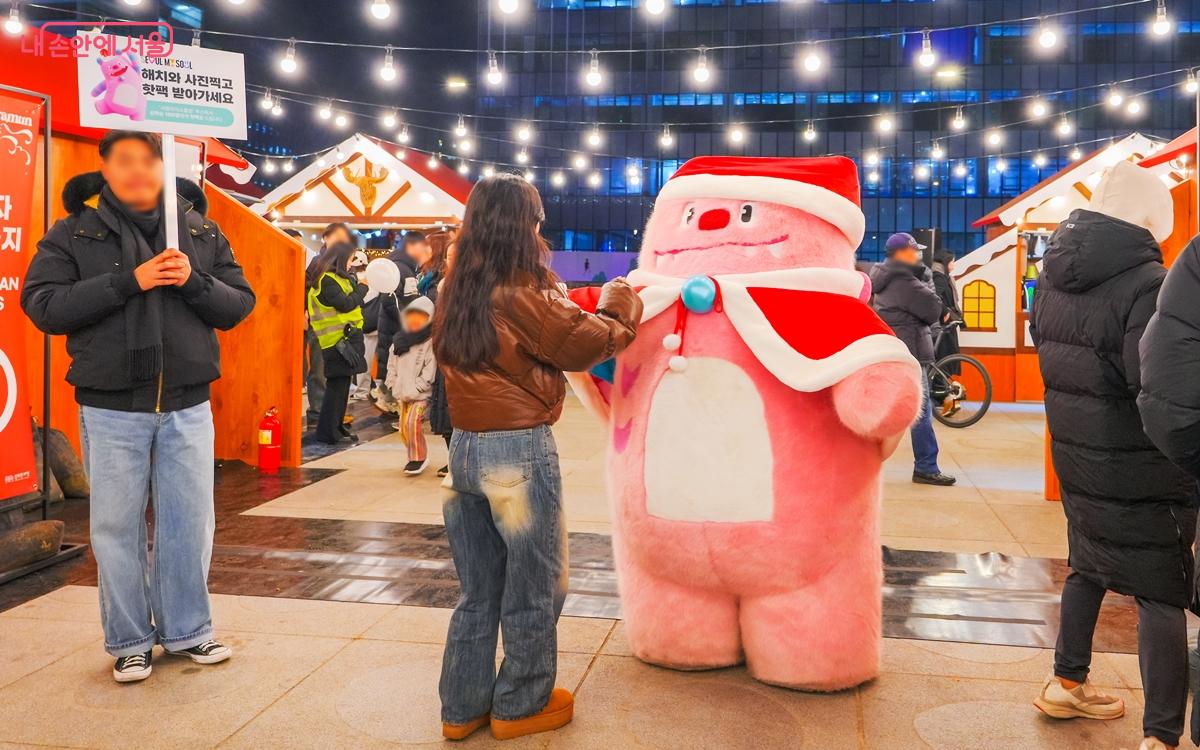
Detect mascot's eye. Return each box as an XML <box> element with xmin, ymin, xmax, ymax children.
<box><xmin>740</xmin><ymin>204</ymin><xmax>753</xmax><ymax>223</ymax></box>
<box><xmin>684</xmin><ymin>206</ymin><xmax>696</xmax><ymax>225</ymax></box>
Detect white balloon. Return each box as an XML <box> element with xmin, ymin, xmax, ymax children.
<box><xmin>364</xmin><ymin>258</ymin><xmax>401</xmax><ymax>294</ymax></box>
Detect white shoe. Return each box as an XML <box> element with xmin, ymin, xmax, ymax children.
<box><xmin>1033</xmin><ymin>674</ymin><xmax>1125</xmax><ymax>720</ymax></box>
<box><xmin>1139</xmin><ymin>738</ymin><xmax>1171</xmax><ymax>750</ymax></box>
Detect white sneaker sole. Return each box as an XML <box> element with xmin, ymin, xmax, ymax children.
<box><xmin>1033</xmin><ymin>696</ymin><xmax>1125</xmax><ymax>720</ymax></box>
<box><xmin>404</xmin><ymin>459</ymin><xmax>430</xmax><ymax>476</ymax></box>
<box><xmin>171</xmin><ymin>647</ymin><xmax>232</xmax><ymax>665</ymax></box>
<box><xmin>113</xmin><ymin>665</ymin><xmax>152</xmax><ymax>683</ymax></box>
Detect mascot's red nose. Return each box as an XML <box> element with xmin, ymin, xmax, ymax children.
<box><xmin>698</xmin><ymin>208</ymin><xmax>730</xmax><ymax>231</ymax></box>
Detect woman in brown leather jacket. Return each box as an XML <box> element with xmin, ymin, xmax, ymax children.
<box><xmin>433</xmin><ymin>174</ymin><xmax>642</xmax><ymax>741</ymax></box>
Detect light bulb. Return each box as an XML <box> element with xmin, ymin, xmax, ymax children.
<box><xmin>1070</xmin><ymin>147</ymin><xmax>1083</xmax><ymax>161</ymax></box>
<box><xmin>802</xmin><ymin>122</ymin><xmax>817</xmax><ymax>143</ymax></box>
<box><xmin>986</xmin><ymin>129</ymin><xmax>1002</xmax><ymax>147</ymax></box>
<box><xmin>1033</xmin><ymin>153</ymin><xmax>1048</xmax><ymax>168</ymax></box>
<box><xmin>398</xmin><ymin>127</ymin><xmax>410</xmax><ymax>143</ymax></box>
<box><xmin>1036</xmin><ymin>22</ymin><xmax>1059</xmax><ymax>50</ymax></box>
<box><xmin>263</xmin><ymin>160</ymin><xmax>277</xmax><ymax>174</ymax></box>
<box><xmin>584</xmin><ymin>49</ymin><xmax>603</xmax><ymax>88</ymax></box>
<box><xmin>318</xmin><ymin>100</ymin><xmax>333</xmax><ymax>120</ymax></box>
<box><xmin>280</xmin><ymin>39</ymin><xmax>299</xmax><ymax>74</ymax></box>
<box><xmin>427</xmin><ymin>154</ymin><xmax>439</xmax><ymax>169</ymax></box>
<box><xmin>1107</xmin><ymin>89</ymin><xmax>1124</xmax><ymax>107</ymax></box>
<box><xmin>283</xmin><ymin>160</ymin><xmax>295</xmax><ymax>173</ymax></box>
<box><xmin>931</xmin><ymin>142</ymin><xmax>945</xmax><ymax>160</ymax></box>
<box><xmin>953</xmin><ymin>162</ymin><xmax>968</xmax><ymax>177</ymax></box>
<box><xmin>644</xmin><ymin>0</ymin><xmax>666</xmax><ymax>16</ymax></box>
<box><xmin>1029</xmin><ymin>98</ymin><xmax>1049</xmax><ymax>119</ymax></box>
<box><xmin>516</xmin><ymin>150</ymin><xmax>529</xmax><ymax>164</ymax></box>
<box><xmin>864</xmin><ymin>151</ymin><xmax>880</xmax><ymax>166</ymax></box>
<box><xmin>915</xmin><ymin>164</ymin><xmax>930</xmax><ymax>180</ymax></box>
<box><xmin>551</xmin><ymin>171</ymin><xmax>566</xmax><ymax>187</ymax></box>
<box><xmin>659</xmin><ymin>125</ymin><xmax>674</xmax><ymax>148</ymax></box>
<box><xmin>1056</xmin><ymin>117</ymin><xmax>1073</xmax><ymax>136</ymax></box>
<box><xmin>123</xmin><ymin>0</ymin><xmax>143</xmax><ymax>6</ymax></box>
<box><xmin>571</xmin><ymin>154</ymin><xmax>588</xmax><ymax>170</ymax></box>
<box><xmin>728</xmin><ymin>124</ymin><xmax>746</xmax><ymax>143</ymax></box>
<box><xmin>370</xmin><ymin>0</ymin><xmax>392</xmax><ymax>21</ymax></box>
<box><xmin>1126</xmin><ymin>99</ymin><xmax>1143</xmax><ymax>116</ymax></box>
<box><xmin>1185</xmin><ymin>72</ymin><xmax>1199</xmax><ymax>94</ymax></box>
<box><xmin>394</xmin><ymin>149</ymin><xmax>406</xmax><ymax>159</ymax></box>
<box><xmin>498</xmin><ymin>0</ymin><xmax>519</xmax><ymax>14</ymax></box>
<box><xmin>333</xmin><ymin>148</ymin><xmax>345</xmax><ymax>161</ymax></box>
<box><xmin>482</xmin><ymin>165</ymin><xmax>495</xmax><ymax>178</ymax></box>
<box><xmin>486</xmin><ymin>51</ymin><xmax>504</xmax><ymax>87</ymax></box>
<box><xmin>876</xmin><ymin>115</ymin><xmax>894</xmax><ymax>133</ymax></box>
<box><xmin>317</xmin><ymin>157</ymin><xmax>328</xmax><ymax>168</ymax></box>
<box><xmin>692</xmin><ymin>48</ymin><xmax>711</xmax><ymax>84</ymax></box>
<box><xmin>1151</xmin><ymin>0</ymin><xmax>1171</xmax><ymax>36</ymax></box>
<box><xmin>917</xmin><ymin>29</ymin><xmax>936</xmax><ymax>68</ymax></box>
<box><xmin>586</xmin><ymin>127</ymin><xmax>602</xmax><ymax>149</ymax></box>
<box><xmin>516</xmin><ymin>123</ymin><xmax>532</xmax><ymax>142</ymax></box>
<box><xmin>271</xmin><ymin>103</ymin><xmax>283</xmax><ymax>117</ymax></box>
<box><xmin>951</xmin><ymin>107</ymin><xmax>966</xmax><ymax>131</ymax></box>
<box><xmin>4</xmin><ymin>6</ymin><xmax>24</xmax><ymax>36</ymax></box>
<box><xmin>259</xmin><ymin>90</ymin><xmax>274</xmax><ymax>110</ymax></box>
<box><xmin>382</xmin><ymin>111</ymin><xmax>398</xmax><ymax>129</ymax></box>
<box><xmin>379</xmin><ymin>47</ymin><xmax>397</xmax><ymax>82</ymax></box>
<box><xmin>866</xmin><ymin>171</ymin><xmax>880</xmax><ymax>184</ymax></box>
<box><xmin>334</xmin><ymin>113</ymin><xmax>349</xmax><ymax>128</ymax></box>
<box><xmin>454</xmin><ymin>116</ymin><xmax>468</xmax><ymax>138</ymax></box>
<box><xmin>457</xmin><ymin>163</ymin><xmax>469</xmax><ymax>175</ymax></box>
<box><xmin>588</xmin><ymin>172</ymin><xmax>602</xmax><ymax>188</ymax></box>
<box><xmin>801</xmin><ymin>44</ymin><xmax>823</xmax><ymax>74</ymax></box>
<box><xmin>524</xmin><ymin>171</ymin><xmax>535</xmax><ymax>182</ymax></box>
<box><xmin>457</xmin><ymin>140</ymin><xmax>473</xmax><ymax>154</ymax></box>
<box><xmin>995</xmin><ymin>158</ymin><xmax>1008</xmax><ymax>173</ymax></box>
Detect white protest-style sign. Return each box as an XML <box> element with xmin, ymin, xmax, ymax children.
<box><xmin>76</xmin><ymin>32</ymin><xmax>247</xmax><ymax>140</ymax></box>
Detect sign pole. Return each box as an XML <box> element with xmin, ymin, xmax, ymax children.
<box><xmin>162</xmin><ymin>133</ymin><xmax>179</xmax><ymax>251</ymax></box>
<box><xmin>40</xmin><ymin>94</ymin><xmax>51</xmax><ymax>521</ymax></box>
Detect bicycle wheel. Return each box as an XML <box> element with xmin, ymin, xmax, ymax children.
<box><xmin>929</xmin><ymin>354</ymin><xmax>992</xmax><ymax>428</ymax></box>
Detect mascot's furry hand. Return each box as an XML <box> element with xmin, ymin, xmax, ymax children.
<box><xmin>832</xmin><ymin>361</ymin><xmax>923</xmax><ymax>458</ymax></box>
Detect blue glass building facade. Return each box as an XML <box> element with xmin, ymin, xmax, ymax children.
<box><xmin>471</xmin><ymin>0</ymin><xmax>1198</xmax><ymax>260</ymax></box>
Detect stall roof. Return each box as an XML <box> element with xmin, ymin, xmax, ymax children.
<box><xmin>1138</xmin><ymin>128</ymin><xmax>1197</xmax><ymax>169</ymax></box>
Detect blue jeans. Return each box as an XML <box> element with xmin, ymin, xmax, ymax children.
<box><xmin>80</xmin><ymin>402</ymin><xmax>217</xmax><ymax>657</ymax></box>
<box><xmin>911</xmin><ymin>368</ymin><xmax>941</xmax><ymax>474</ymax></box>
<box><xmin>439</xmin><ymin>426</ymin><xmax>567</xmax><ymax>724</ymax></box>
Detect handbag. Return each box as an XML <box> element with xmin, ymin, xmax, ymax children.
<box><xmin>334</xmin><ymin>324</ymin><xmax>368</xmax><ymax>375</ymax></box>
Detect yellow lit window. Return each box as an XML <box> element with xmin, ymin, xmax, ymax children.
<box><xmin>962</xmin><ymin>280</ymin><xmax>997</xmax><ymax>331</ymax></box>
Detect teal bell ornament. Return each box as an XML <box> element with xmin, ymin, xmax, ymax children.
<box><xmin>681</xmin><ymin>275</ymin><xmax>717</xmax><ymax>314</ymax></box>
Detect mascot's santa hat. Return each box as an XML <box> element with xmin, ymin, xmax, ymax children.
<box><xmin>569</xmin><ymin>154</ymin><xmax>915</xmax><ymax>417</ymax></box>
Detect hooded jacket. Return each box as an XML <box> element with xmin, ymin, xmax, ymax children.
<box><xmin>1030</xmin><ymin>208</ymin><xmax>1197</xmax><ymax>607</ymax></box>
<box><xmin>385</xmin><ymin>296</ymin><xmax>436</xmax><ymax>403</ymax></box>
<box><xmin>21</xmin><ymin>172</ymin><xmax>256</xmax><ymax>413</ymax></box>
<box><xmin>869</xmin><ymin>258</ymin><xmax>943</xmax><ymax>363</ymax></box>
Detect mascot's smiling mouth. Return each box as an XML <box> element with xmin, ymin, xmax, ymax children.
<box><xmin>109</xmin><ymin>64</ymin><xmax>129</xmax><ymax>77</ymax></box>
<box><xmin>655</xmin><ymin>234</ymin><xmax>790</xmax><ymax>258</ymax></box>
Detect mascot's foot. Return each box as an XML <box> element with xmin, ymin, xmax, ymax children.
<box><xmin>621</xmin><ymin>566</ymin><xmax>743</xmax><ymax>670</ymax></box>
<box><xmin>490</xmin><ymin>688</ymin><xmax>573</xmax><ymax>740</ymax></box>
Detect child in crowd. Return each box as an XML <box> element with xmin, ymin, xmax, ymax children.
<box><xmin>386</xmin><ymin>296</ymin><xmax>436</xmax><ymax>474</ymax></box>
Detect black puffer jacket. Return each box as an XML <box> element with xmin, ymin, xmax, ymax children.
<box><xmin>1031</xmin><ymin>209</ymin><xmax>1197</xmax><ymax>607</ymax></box>
<box><xmin>869</xmin><ymin>258</ymin><xmax>942</xmax><ymax>363</ymax></box>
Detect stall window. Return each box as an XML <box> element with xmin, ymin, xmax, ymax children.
<box><xmin>962</xmin><ymin>280</ymin><xmax>997</xmax><ymax>331</ymax></box>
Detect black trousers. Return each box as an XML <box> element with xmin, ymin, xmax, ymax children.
<box><xmin>316</xmin><ymin>375</ymin><xmax>351</xmax><ymax>444</ymax></box>
<box><xmin>1054</xmin><ymin>570</ymin><xmax>1187</xmax><ymax>746</ymax></box>
<box><xmin>304</xmin><ymin>328</ymin><xmax>325</xmax><ymax>421</ymax></box>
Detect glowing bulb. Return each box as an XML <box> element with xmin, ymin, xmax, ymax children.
<box><xmin>1126</xmin><ymin>99</ymin><xmax>1143</xmax><ymax>116</ymax></box>
<box><xmin>659</xmin><ymin>125</ymin><xmax>674</xmax><ymax>148</ymax></box>
<box><xmin>516</xmin><ymin>123</ymin><xmax>533</xmax><ymax>142</ymax></box>
<box><xmin>866</xmin><ymin>171</ymin><xmax>880</xmax><ymax>184</ymax></box>
<box><xmin>953</xmin><ymin>162</ymin><xmax>968</xmax><ymax>177</ymax></box>
<box><xmin>454</xmin><ymin>116</ymin><xmax>468</xmax><ymax>138</ymax></box>
<box><xmin>523</xmin><ymin>171</ymin><xmax>535</xmax><ymax>182</ymax></box>
<box><xmin>4</xmin><ymin>6</ymin><xmax>24</xmax><ymax>35</ymax></box>
<box><xmin>588</xmin><ymin>172</ymin><xmax>602</xmax><ymax>188</ymax></box>
<box><xmin>930</xmin><ymin>141</ymin><xmax>945</xmax><ymax>160</ymax></box>
<box><xmin>728</xmin><ymin>124</ymin><xmax>746</xmax><ymax>143</ymax></box>
<box><xmin>1070</xmin><ymin>147</ymin><xmax>1083</xmax><ymax>161</ymax></box>
<box><xmin>334</xmin><ymin>113</ymin><xmax>349</xmax><ymax>128</ymax></box>
<box><xmin>482</xmin><ymin>165</ymin><xmax>495</xmax><ymax>178</ymax></box>
<box><xmin>280</xmin><ymin>39</ymin><xmax>299</xmax><ymax>74</ymax></box>
<box><xmin>457</xmin><ymin>163</ymin><xmax>469</xmax><ymax>175</ymax></box>
<box><xmin>370</xmin><ymin>0</ymin><xmax>392</xmax><ymax>20</ymax></box>
<box><xmin>1056</xmin><ymin>117</ymin><xmax>1073</xmax><ymax>136</ymax></box>
<box><xmin>382</xmin><ymin>111</ymin><xmax>398</xmax><ymax>129</ymax></box>
<box><xmin>995</xmin><ymin>158</ymin><xmax>1008</xmax><ymax>173</ymax></box>
<box><xmin>333</xmin><ymin>148</ymin><xmax>345</xmax><ymax>161</ymax></box>
<box><xmin>259</xmin><ymin>90</ymin><xmax>274</xmax><ymax>111</ymax></box>
<box><xmin>1151</xmin><ymin>0</ymin><xmax>1171</xmax><ymax>36</ymax></box>
<box><xmin>917</xmin><ymin>29</ymin><xmax>936</xmax><ymax>68</ymax></box>
<box><xmin>427</xmin><ymin>154</ymin><xmax>439</xmax><ymax>169</ymax></box>
<box><xmin>271</xmin><ymin>103</ymin><xmax>283</xmax><ymax>117</ymax></box>
<box><xmin>498</xmin><ymin>0</ymin><xmax>519</xmax><ymax>13</ymax></box>
<box><xmin>951</xmin><ymin>107</ymin><xmax>966</xmax><ymax>131</ymax></box>
<box><xmin>584</xmin><ymin>49</ymin><xmax>603</xmax><ymax>88</ymax></box>
<box><xmin>1028</xmin><ymin>98</ymin><xmax>1049</xmax><ymax>119</ymax></box>
<box><xmin>1036</xmin><ymin>22</ymin><xmax>1059</xmax><ymax>50</ymax></box>
<box><xmin>876</xmin><ymin>115</ymin><xmax>894</xmax><ymax>133</ymax></box>
<box><xmin>571</xmin><ymin>154</ymin><xmax>588</xmax><ymax>170</ymax></box>
<box><xmin>486</xmin><ymin>51</ymin><xmax>503</xmax><ymax>87</ymax></box>
<box><xmin>586</xmin><ymin>127</ymin><xmax>602</xmax><ymax>149</ymax></box>
<box><xmin>802</xmin><ymin>122</ymin><xmax>817</xmax><ymax>143</ymax></box>
<box><xmin>318</xmin><ymin>100</ymin><xmax>333</xmax><ymax>120</ymax></box>
<box><xmin>379</xmin><ymin>47</ymin><xmax>397</xmax><ymax>82</ymax></box>
<box><xmin>864</xmin><ymin>151</ymin><xmax>880</xmax><ymax>166</ymax></box>
<box><xmin>986</xmin><ymin>129</ymin><xmax>1002</xmax><ymax>147</ymax></box>
<box><xmin>457</xmin><ymin>140</ymin><xmax>473</xmax><ymax>154</ymax></box>
<box><xmin>1107</xmin><ymin>89</ymin><xmax>1124</xmax><ymax>108</ymax></box>
<box><xmin>317</xmin><ymin>157</ymin><xmax>328</xmax><ymax>168</ymax></box>
<box><xmin>398</xmin><ymin>127</ymin><xmax>410</xmax><ymax>143</ymax></box>
<box><xmin>1186</xmin><ymin>72</ymin><xmax>1199</xmax><ymax>94</ymax></box>
<box><xmin>692</xmin><ymin>47</ymin><xmax>711</xmax><ymax>84</ymax></box>
<box><xmin>263</xmin><ymin>160</ymin><xmax>277</xmax><ymax>174</ymax></box>
<box><xmin>801</xmin><ymin>45</ymin><xmax>822</xmax><ymax>74</ymax></box>
<box><xmin>516</xmin><ymin>150</ymin><xmax>529</xmax><ymax>164</ymax></box>
<box><xmin>551</xmin><ymin>171</ymin><xmax>565</xmax><ymax>187</ymax></box>
<box><xmin>283</xmin><ymin>160</ymin><xmax>295</xmax><ymax>173</ymax></box>
<box><xmin>1033</xmin><ymin>153</ymin><xmax>1048</xmax><ymax>168</ymax></box>
<box><xmin>915</xmin><ymin>164</ymin><xmax>930</xmax><ymax>180</ymax></box>
<box><xmin>644</xmin><ymin>0</ymin><xmax>666</xmax><ymax>15</ymax></box>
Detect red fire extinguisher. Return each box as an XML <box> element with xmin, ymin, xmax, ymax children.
<box><xmin>258</xmin><ymin>407</ymin><xmax>281</xmax><ymax>474</ymax></box>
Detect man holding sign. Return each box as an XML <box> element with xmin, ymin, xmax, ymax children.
<box><xmin>21</xmin><ymin>131</ymin><xmax>255</xmax><ymax>683</ymax></box>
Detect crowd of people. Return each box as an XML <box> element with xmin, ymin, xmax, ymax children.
<box><xmin>20</xmin><ymin>129</ymin><xmax>1200</xmax><ymax>749</ymax></box>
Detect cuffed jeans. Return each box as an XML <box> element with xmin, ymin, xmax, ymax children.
<box><xmin>911</xmin><ymin>367</ymin><xmax>941</xmax><ymax>474</ymax></box>
<box><xmin>439</xmin><ymin>426</ymin><xmax>568</xmax><ymax>724</ymax></box>
<box><xmin>81</xmin><ymin>402</ymin><xmax>217</xmax><ymax>657</ymax></box>
<box><xmin>1054</xmin><ymin>570</ymin><xmax>1187</xmax><ymax>746</ymax></box>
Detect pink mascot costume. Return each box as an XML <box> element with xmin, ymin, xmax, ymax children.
<box><xmin>568</xmin><ymin>156</ymin><xmax>922</xmax><ymax>691</ymax></box>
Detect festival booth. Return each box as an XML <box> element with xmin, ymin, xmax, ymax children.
<box><xmin>254</xmin><ymin>133</ymin><xmax>471</xmax><ymax>231</ymax></box>
<box><xmin>2</xmin><ymin>27</ymin><xmax>308</xmax><ymax>470</ymax></box>
<box><xmin>949</xmin><ymin>134</ymin><xmax>1185</xmax><ymax>403</ymax></box>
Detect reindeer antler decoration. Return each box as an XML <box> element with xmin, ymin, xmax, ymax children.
<box><xmin>342</xmin><ymin>161</ymin><xmax>390</xmax><ymax>215</ymax></box>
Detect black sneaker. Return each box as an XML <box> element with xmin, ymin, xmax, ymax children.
<box><xmin>404</xmin><ymin>458</ymin><xmax>429</xmax><ymax>475</ymax></box>
<box><xmin>113</xmin><ymin>650</ymin><xmax>153</xmax><ymax>683</ymax></box>
<box><xmin>913</xmin><ymin>471</ymin><xmax>957</xmax><ymax>486</ymax></box>
<box><xmin>171</xmin><ymin>640</ymin><xmax>232</xmax><ymax>665</ymax></box>
<box><xmin>437</xmin><ymin>465</ymin><xmax>449</xmax><ymax>478</ymax></box>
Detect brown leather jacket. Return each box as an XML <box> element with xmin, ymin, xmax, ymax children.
<box><xmin>441</xmin><ymin>279</ymin><xmax>642</xmax><ymax>432</ymax></box>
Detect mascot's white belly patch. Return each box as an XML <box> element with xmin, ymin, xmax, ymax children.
<box><xmin>644</xmin><ymin>357</ymin><xmax>774</xmax><ymax>522</ymax></box>
<box><xmin>112</xmin><ymin>83</ymin><xmax>139</xmax><ymax>108</ymax></box>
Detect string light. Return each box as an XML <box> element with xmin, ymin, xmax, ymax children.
<box><xmin>454</xmin><ymin>115</ymin><xmax>468</xmax><ymax>138</ymax></box>
<box><xmin>516</xmin><ymin>150</ymin><xmax>530</xmax><ymax>164</ymax></box>
<box><xmin>584</xmin><ymin>49</ymin><xmax>603</xmax><ymax>88</ymax></box>
<box><xmin>516</xmin><ymin>122</ymin><xmax>533</xmax><ymax>142</ymax></box>
<box><xmin>864</xmin><ymin>151</ymin><xmax>880</xmax><ymax>166</ymax></box>
<box><xmin>482</xmin><ymin>165</ymin><xmax>495</xmax><ymax>177</ymax></box>
<box><xmin>1033</xmin><ymin>152</ymin><xmax>1048</xmax><ymax>168</ymax></box>
<box><xmin>427</xmin><ymin>154</ymin><xmax>439</xmax><ymax>169</ymax></box>
<box><xmin>1036</xmin><ymin>19</ymin><xmax>1059</xmax><ymax>50</ymax></box>
<box><xmin>379</xmin><ymin>46</ymin><xmax>397</xmax><ymax>82</ymax></box>
<box><xmin>1070</xmin><ymin>147</ymin><xmax>1083</xmax><ymax>160</ymax></box>
<box><xmin>692</xmin><ymin>46</ymin><xmax>711</xmax><ymax>84</ymax></box>
<box><xmin>191</xmin><ymin>30</ymin><xmax>201</xmax><ymax>47</ymax></box>
<box><xmin>318</xmin><ymin>100</ymin><xmax>333</xmax><ymax>120</ymax></box>
<box><xmin>1185</xmin><ymin>71</ymin><xmax>1199</xmax><ymax>94</ymax></box>
<box><xmin>370</xmin><ymin>0</ymin><xmax>392</xmax><ymax>21</ymax></box>
<box><xmin>263</xmin><ymin>160</ymin><xmax>277</xmax><ymax>174</ymax></box>
<box><xmin>456</xmin><ymin>139</ymin><xmax>473</xmax><ymax>154</ymax></box>
<box><xmin>498</xmin><ymin>0</ymin><xmax>519</xmax><ymax>14</ymax></box>
<box><xmin>283</xmin><ymin>159</ymin><xmax>295</xmax><ymax>173</ymax></box>
<box><xmin>659</xmin><ymin>124</ymin><xmax>674</xmax><ymax>148</ymax></box>
<box><xmin>4</xmin><ymin>4</ymin><xmax>24</xmax><ymax>36</ymax></box>
<box><xmin>995</xmin><ymin>158</ymin><xmax>1009</xmax><ymax>173</ymax></box>
<box><xmin>588</xmin><ymin>172</ymin><xmax>603</xmax><ymax>188</ymax></box>
<box><xmin>802</xmin><ymin>121</ymin><xmax>817</xmax><ymax>143</ymax></box>
<box><xmin>915</xmin><ymin>164</ymin><xmax>930</xmax><ymax>180</ymax></box>
<box><xmin>259</xmin><ymin>89</ymin><xmax>275</xmax><ymax>111</ymax></box>
<box><xmin>571</xmin><ymin>153</ymin><xmax>589</xmax><ymax>170</ymax></box>
<box><xmin>381</xmin><ymin>110</ymin><xmax>398</xmax><ymax>129</ymax></box>
<box><xmin>486</xmin><ymin>51</ymin><xmax>504</xmax><ymax>87</ymax></box>
<box><xmin>951</xmin><ymin>107</ymin><xmax>966</xmax><ymax>131</ymax></box>
<box><xmin>271</xmin><ymin>101</ymin><xmax>283</xmax><ymax>117</ymax></box>
<box><xmin>728</xmin><ymin>124</ymin><xmax>746</xmax><ymax>143</ymax></box>
<box><xmin>644</xmin><ymin>0</ymin><xmax>666</xmax><ymax>16</ymax></box>
<box><xmin>1028</xmin><ymin>98</ymin><xmax>1049</xmax><ymax>119</ymax></box>
<box><xmin>1126</xmin><ymin>98</ymin><xmax>1144</xmax><ymax>116</ymax></box>
<box><xmin>1151</xmin><ymin>0</ymin><xmax>1171</xmax><ymax>36</ymax></box>
<box><xmin>524</xmin><ymin>171</ymin><xmax>535</xmax><ymax>182</ymax></box>
<box><xmin>876</xmin><ymin>115</ymin><xmax>894</xmax><ymax>133</ymax></box>
<box><xmin>800</xmin><ymin>43</ymin><xmax>823</xmax><ymax>75</ymax></box>
<box><xmin>397</xmin><ymin>126</ymin><xmax>410</xmax><ymax>143</ymax></box>
<box><xmin>334</xmin><ymin>113</ymin><xmax>349</xmax><ymax>128</ymax></box>
<box><xmin>953</xmin><ymin>162</ymin><xmax>968</xmax><ymax>177</ymax></box>
<box><xmin>586</xmin><ymin>126</ymin><xmax>603</xmax><ymax>149</ymax></box>
<box><xmin>930</xmin><ymin>141</ymin><xmax>945</xmax><ymax>160</ymax></box>
<box><xmin>279</xmin><ymin>38</ymin><xmax>299</xmax><ymax>74</ymax></box>
<box><xmin>1056</xmin><ymin>117</ymin><xmax>1074</xmax><ymax>136</ymax></box>
<box><xmin>551</xmin><ymin>171</ymin><xmax>566</xmax><ymax>187</ymax></box>
<box><xmin>333</xmin><ymin>147</ymin><xmax>345</xmax><ymax>161</ymax></box>
<box><xmin>457</xmin><ymin>162</ymin><xmax>469</xmax><ymax>175</ymax></box>
<box><xmin>1106</xmin><ymin>88</ymin><xmax>1124</xmax><ymax>107</ymax></box>
<box><xmin>627</xmin><ymin>165</ymin><xmax>642</xmax><ymax>185</ymax></box>
<box><xmin>917</xmin><ymin>29</ymin><xmax>936</xmax><ymax>68</ymax></box>
<box><xmin>866</xmin><ymin>171</ymin><xmax>880</xmax><ymax>184</ymax></box>
<box><xmin>986</xmin><ymin>129</ymin><xmax>1003</xmax><ymax>148</ymax></box>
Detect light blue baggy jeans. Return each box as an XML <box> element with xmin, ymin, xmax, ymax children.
<box><xmin>439</xmin><ymin>425</ymin><xmax>568</xmax><ymax>724</ymax></box>
<box><xmin>80</xmin><ymin>402</ymin><xmax>217</xmax><ymax>657</ymax></box>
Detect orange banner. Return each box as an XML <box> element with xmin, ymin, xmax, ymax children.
<box><xmin>0</xmin><ymin>91</ymin><xmax>43</xmax><ymax>502</ymax></box>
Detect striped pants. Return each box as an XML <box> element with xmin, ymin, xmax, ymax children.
<box><xmin>399</xmin><ymin>400</ymin><xmax>428</xmax><ymax>462</ymax></box>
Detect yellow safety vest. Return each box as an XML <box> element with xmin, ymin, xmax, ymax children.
<box><xmin>307</xmin><ymin>272</ymin><xmax>364</xmax><ymax>349</ymax></box>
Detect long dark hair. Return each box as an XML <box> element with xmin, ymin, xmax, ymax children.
<box><xmin>433</xmin><ymin>174</ymin><xmax>553</xmax><ymax>371</ymax></box>
<box><xmin>305</xmin><ymin>241</ymin><xmax>356</xmax><ymax>289</ymax></box>
<box><xmin>424</xmin><ymin>229</ymin><xmax>454</xmax><ymax>276</ymax></box>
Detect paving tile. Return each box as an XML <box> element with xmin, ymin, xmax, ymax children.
<box><xmin>992</xmin><ymin>504</ymin><xmax>1069</xmax><ymax>546</ymax></box>
<box><xmin>0</xmin><ymin>618</ymin><xmax>100</xmax><ymax>689</ymax></box>
<box><xmin>881</xmin><ymin>638</ymin><xmax>1125</xmax><ymax>688</ymax></box>
<box><xmin>1021</xmin><ymin>542</ymin><xmax>1069</xmax><ymax>559</ymax></box>
<box><xmin>599</xmin><ymin>622</ymin><xmax>634</xmax><ymax>657</ymax></box>
<box><xmin>0</xmin><ymin>630</ymin><xmax>348</xmax><ymax>749</ymax></box>
<box><xmin>882</xmin><ymin>499</ymin><xmax>1015</xmax><ymax>542</ymax></box>
<box><xmin>0</xmin><ymin>584</ymin><xmax>100</xmax><ymax>625</ymax></box>
<box><xmin>546</xmin><ymin>655</ymin><xmax>861</xmax><ymax>749</ymax></box>
<box><xmin>211</xmin><ymin>594</ymin><xmax>393</xmax><ymax>639</ymax></box>
<box><xmin>861</xmin><ymin>671</ymin><xmax>1145</xmax><ymax>749</ymax></box>
<box><xmin>359</xmin><ymin>605</ymin><xmax>614</xmax><ymax>655</ymax></box>
<box><xmin>222</xmin><ymin>639</ymin><xmax>590</xmax><ymax>749</ymax></box>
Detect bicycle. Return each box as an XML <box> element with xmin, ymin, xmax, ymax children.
<box><xmin>928</xmin><ymin>320</ymin><xmax>992</xmax><ymax>428</ymax></box>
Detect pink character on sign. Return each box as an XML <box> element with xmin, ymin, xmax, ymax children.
<box><xmin>567</xmin><ymin>156</ymin><xmax>922</xmax><ymax>691</ymax></box>
<box><xmin>91</xmin><ymin>51</ymin><xmax>147</xmax><ymax>121</ymax></box>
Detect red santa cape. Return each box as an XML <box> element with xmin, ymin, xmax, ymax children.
<box><xmin>566</xmin><ymin>267</ymin><xmax>916</xmax><ymax>417</ymax></box>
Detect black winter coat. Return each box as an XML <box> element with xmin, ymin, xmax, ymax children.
<box><xmin>869</xmin><ymin>258</ymin><xmax>942</xmax><ymax>363</ymax></box>
<box><xmin>22</xmin><ymin>172</ymin><xmax>255</xmax><ymax>412</ymax></box>
<box><xmin>1031</xmin><ymin>209</ymin><xmax>1197</xmax><ymax>608</ymax></box>
<box><xmin>314</xmin><ymin>273</ymin><xmax>369</xmax><ymax>378</ymax></box>
<box><xmin>375</xmin><ymin>250</ymin><xmax>418</xmax><ymax>370</ymax></box>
